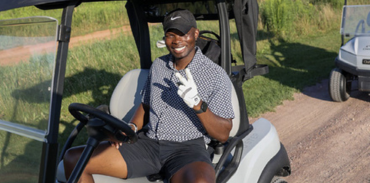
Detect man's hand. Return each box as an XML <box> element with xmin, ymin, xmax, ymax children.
<box><xmin>110</xmin><ymin>141</ymin><xmax>122</xmax><ymax>150</ymax></box>
<box><xmin>175</xmin><ymin>68</ymin><xmax>201</xmax><ymax>108</ymax></box>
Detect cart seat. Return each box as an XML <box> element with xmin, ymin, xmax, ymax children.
<box><xmin>57</xmin><ymin>68</ymin><xmax>241</xmax><ymax>182</ymax></box>
<box><xmin>109</xmin><ymin>69</ymin><xmax>150</xmax><ymax>122</ymax></box>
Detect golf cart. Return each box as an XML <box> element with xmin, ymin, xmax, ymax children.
<box><xmin>0</xmin><ymin>0</ymin><xmax>291</xmax><ymax>183</ymax></box>
<box><xmin>329</xmin><ymin>0</ymin><xmax>370</xmax><ymax>102</ymax></box>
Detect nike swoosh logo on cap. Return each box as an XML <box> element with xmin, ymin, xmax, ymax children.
<box><xmin>171</xmin><ymin>16</ymin><xmax>181</xmax><ymax>20</ymax></box>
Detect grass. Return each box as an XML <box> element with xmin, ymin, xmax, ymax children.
<box><xmin>0</xmin><ymin>0</ymin><xmax>350</xmax><ymax>182</ymax></box>
<box><xmin>245</xmin><ymin>30</ymin><xmax>341</xmax><ymax>116</ymax></box>
<box><xmin>0</xmin><ymin>1</ymin><xmax>129</xmax><ymax>37</ymax></box>
<box><xmin>0</xmin><ymin>58</ymin><xmax>53</xmax><ymax>129</ymax></box>
<box><xmin>0</xmin><ymin>132</ymin><xmax>42</xmax><ymax>182</ymax></box>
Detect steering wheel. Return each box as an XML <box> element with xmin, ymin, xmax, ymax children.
<box><xmin>68</xmin><ymin>103</ymin><xmax>138</xmax><ymax>144</ymax></box>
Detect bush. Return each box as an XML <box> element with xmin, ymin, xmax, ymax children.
<box><xmin>259</xmin><ymin>0</ymin><xmax>344</xmax><ymax>39</ymax></box>
<box><xmin>260</xmin><ymin>0</ymin><xmax>315</xmax><ymax>38</ymax></box>
<box><xmin>309</xmin><ymin>0</ymin><xmax>344</xmax><ymax>9</ymax></box>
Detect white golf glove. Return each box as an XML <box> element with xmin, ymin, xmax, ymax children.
<box><xmin>175</xmin><ymin>68</ymin><xmax>201</xmax><ymax>108</ymax></box>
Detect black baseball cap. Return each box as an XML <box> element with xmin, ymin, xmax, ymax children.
<box><xmin>163</xmin><ymin>9</ymin><xmax>197</xmax><ymax>34</ymax></box>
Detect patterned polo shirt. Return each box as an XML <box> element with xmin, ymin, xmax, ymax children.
<box><xmin>141</xmin><ymin>47</ymin><xmax>235</xmax><ymax>143</ymax></box>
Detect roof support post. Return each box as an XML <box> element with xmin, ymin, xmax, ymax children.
<box><xmin>38</xmin><ymin>1</ymin><xmax>78</xmax><ymax>183</ymax></box>
<box><xmin>216</xmin><ymin>0</ymin><xmax>232</xmax><ymax>76</ymax></box>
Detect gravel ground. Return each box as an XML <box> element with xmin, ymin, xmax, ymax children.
<box><xmin>250</xmin><ymin>79</ymin><xmax>370</xmax><ymax>183</ymax></box>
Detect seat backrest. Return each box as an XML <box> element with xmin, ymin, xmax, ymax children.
<box><xmin>109</xmin><ymin>69</ymin><xmax>240</xmax><ymax>137</ymax></box>
<box><xmin>230</xmin><ymin>84</ymin><xmax>240</xmax><ymax>137</ymax></box>
<box><xmin>110</xmin><ymin>69</ymin><xmax>149</xmax><ymax>122</ymax></box>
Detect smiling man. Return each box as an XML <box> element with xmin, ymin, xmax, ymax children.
<box><xmin>63</xmin><ymin>9</ymin><xmax>234</xmax><ymax>183</ymax></box>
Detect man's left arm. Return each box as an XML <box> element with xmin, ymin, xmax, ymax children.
<box><xmin>193</xmin><ymin>101</ymin><xmax>232</xmax><ymax>143</ymax></box>
<box><xmin>176</xmin><ymin>68</ymin><xmax>233</xmax><ymax>143</ymax></box>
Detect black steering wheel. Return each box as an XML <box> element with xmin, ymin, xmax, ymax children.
<box><xmin>68</xmin><ymin>103</ymin><xmax>138</xmax><ymax>144</ymax></box>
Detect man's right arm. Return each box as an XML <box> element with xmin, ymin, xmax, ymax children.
<box><xmin>111</xmin><ymin>103</ymin><xmax>149</xmax><ymax>149</ymax></box>
<box><xmin>129</xmin><ymin>103</ymin><xmax>150</xmax><ymax>131</ymax></box>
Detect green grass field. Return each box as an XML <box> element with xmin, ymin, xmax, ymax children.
<box><xmin>0</xmin><ymin>0</ymin><xmax>349</xmax><ymax>182</ymax></box>
<box><xmin>246</xmin><ymin>31</ymin><xmax>340</xmax><ymax>116</ymax></box>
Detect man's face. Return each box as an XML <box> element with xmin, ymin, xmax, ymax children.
<box><xmin>164</xmin><ymin>27</ymin><xmax>199</xmax><ymax>61</ymax></box>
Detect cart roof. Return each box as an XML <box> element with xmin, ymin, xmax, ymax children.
<box><xmin>0</xmin><ymin>0</ymin><xmax>230</xmax><ymax>11</ymax></box>
<box><xmin>0</xmin><ymin>0</ymin><xmax>234</xmax><ymax>21</ymax></box>
<box><xmin>0</xmin><ymin>0</ymin><xmax>68</xmax><ymax>11</ymax></box>
<box><xmin>0</xmin><ymin>0</ymin><xmax>127</xmax><ymax>11</ymax></box>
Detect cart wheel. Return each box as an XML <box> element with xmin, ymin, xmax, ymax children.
<box><xmin>271</xmin><ymin>176</ymin><xmax>287</xmax><ymax>183</ymax></box>
<box><xmin>329</xmin><ymin>68</ymin><xmax>350</xmax><ymax>102</ymax></box>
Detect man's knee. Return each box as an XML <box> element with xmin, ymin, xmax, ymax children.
<box><xmin>63</xmin><ymin>146</ymin><xmax>85</xmax><ymax>178</ymax></box>
<box><xmin>173</xmin><ymin>173</ymin><xmax>215</xmax><ymax>183</ymax></box>
<box><xmin>189</xmin><ymin>176</ymin><xmax>215</xmax><ymax>183</ymax></box>
<box><xmin>172</xmin><ymin>161</ymin><xmax>215</xmax><ymax>183</ymax></box>
<box><xmin>64</xmin><ymin>147</ymin><xmax>83</xmax><ymax>165</ymax></box>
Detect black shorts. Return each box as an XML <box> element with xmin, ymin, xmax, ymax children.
<box><xmin>119</xmin><ymin>132</ymin><xmax>212</xmax><ymax>180</ymax></box>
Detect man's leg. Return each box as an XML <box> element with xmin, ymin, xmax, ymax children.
<box><xmin>170</xmin><ymin>161</ymin><xmax>215</xmax><ymax>183</ymax></box>
<box><xmin>63</xmin><ymin>141</ymin><xmax>128</xmax><ymax>183</ymax></box>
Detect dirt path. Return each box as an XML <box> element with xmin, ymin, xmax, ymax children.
<box><xmin>249</xmin><ymin>79</ymin><xmax>370</xmax><ymax>182</ymax></box>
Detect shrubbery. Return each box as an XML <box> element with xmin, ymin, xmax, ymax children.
<box><xmin>309</xmin><ymin>0</ymin><xmax>344</xmax><ymax>9</ymax></box>
<box><xmin>259</xmin><ymin>0</ymin><xmax>343</xmax><ymax>39</ymax></box>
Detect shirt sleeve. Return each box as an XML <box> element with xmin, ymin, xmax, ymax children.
<box><xmin>207</xmin><ymin>70</ymin><xmax>235</xmax><ymax>119</ymax></box>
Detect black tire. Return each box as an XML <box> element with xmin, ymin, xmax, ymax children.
<box><xmin>271</xmin><ymin>176</ymin><xmax>288</xmax><ymax>183</ymax></box>
<box><xmin>329</xmin><ymin>68</ymin><xmax>351</xmax><ymax>102</ymax></box>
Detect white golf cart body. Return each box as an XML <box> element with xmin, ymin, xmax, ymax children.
<box><xmin>0</xmin><ymin>0</ymin><xmax>291</xmax><ymax>183</ymax></box>
<box><xmin>330</xmin><ymin>4</ymin><xmax>370</xmax><ymax>102</ymax></box>
<box><xmin>340</xmin><ymin>36</ymin><xmax>370</xmax><ymax>72</ymax></box>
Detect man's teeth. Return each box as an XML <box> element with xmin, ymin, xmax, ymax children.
<box><xmin>175</xmin><ymin>46</ymin><xmax>185</xmax><ymax>51</ymax></box>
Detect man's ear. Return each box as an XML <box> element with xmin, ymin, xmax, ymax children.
<box><xmin>194</xmin><ymin>28</ymin><xmax>199</xmax><ymax>40</ymax></box>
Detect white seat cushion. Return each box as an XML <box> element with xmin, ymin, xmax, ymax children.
<box><xmin>109</xmin><ymin>69</ymin><xmax>149</xmax><ymax>122</ymax></box>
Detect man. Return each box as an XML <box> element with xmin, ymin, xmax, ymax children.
<box><xmin>64</xmin><ymin>9</ymin><xmax>234</xmax><ymax>183</ymax></box>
